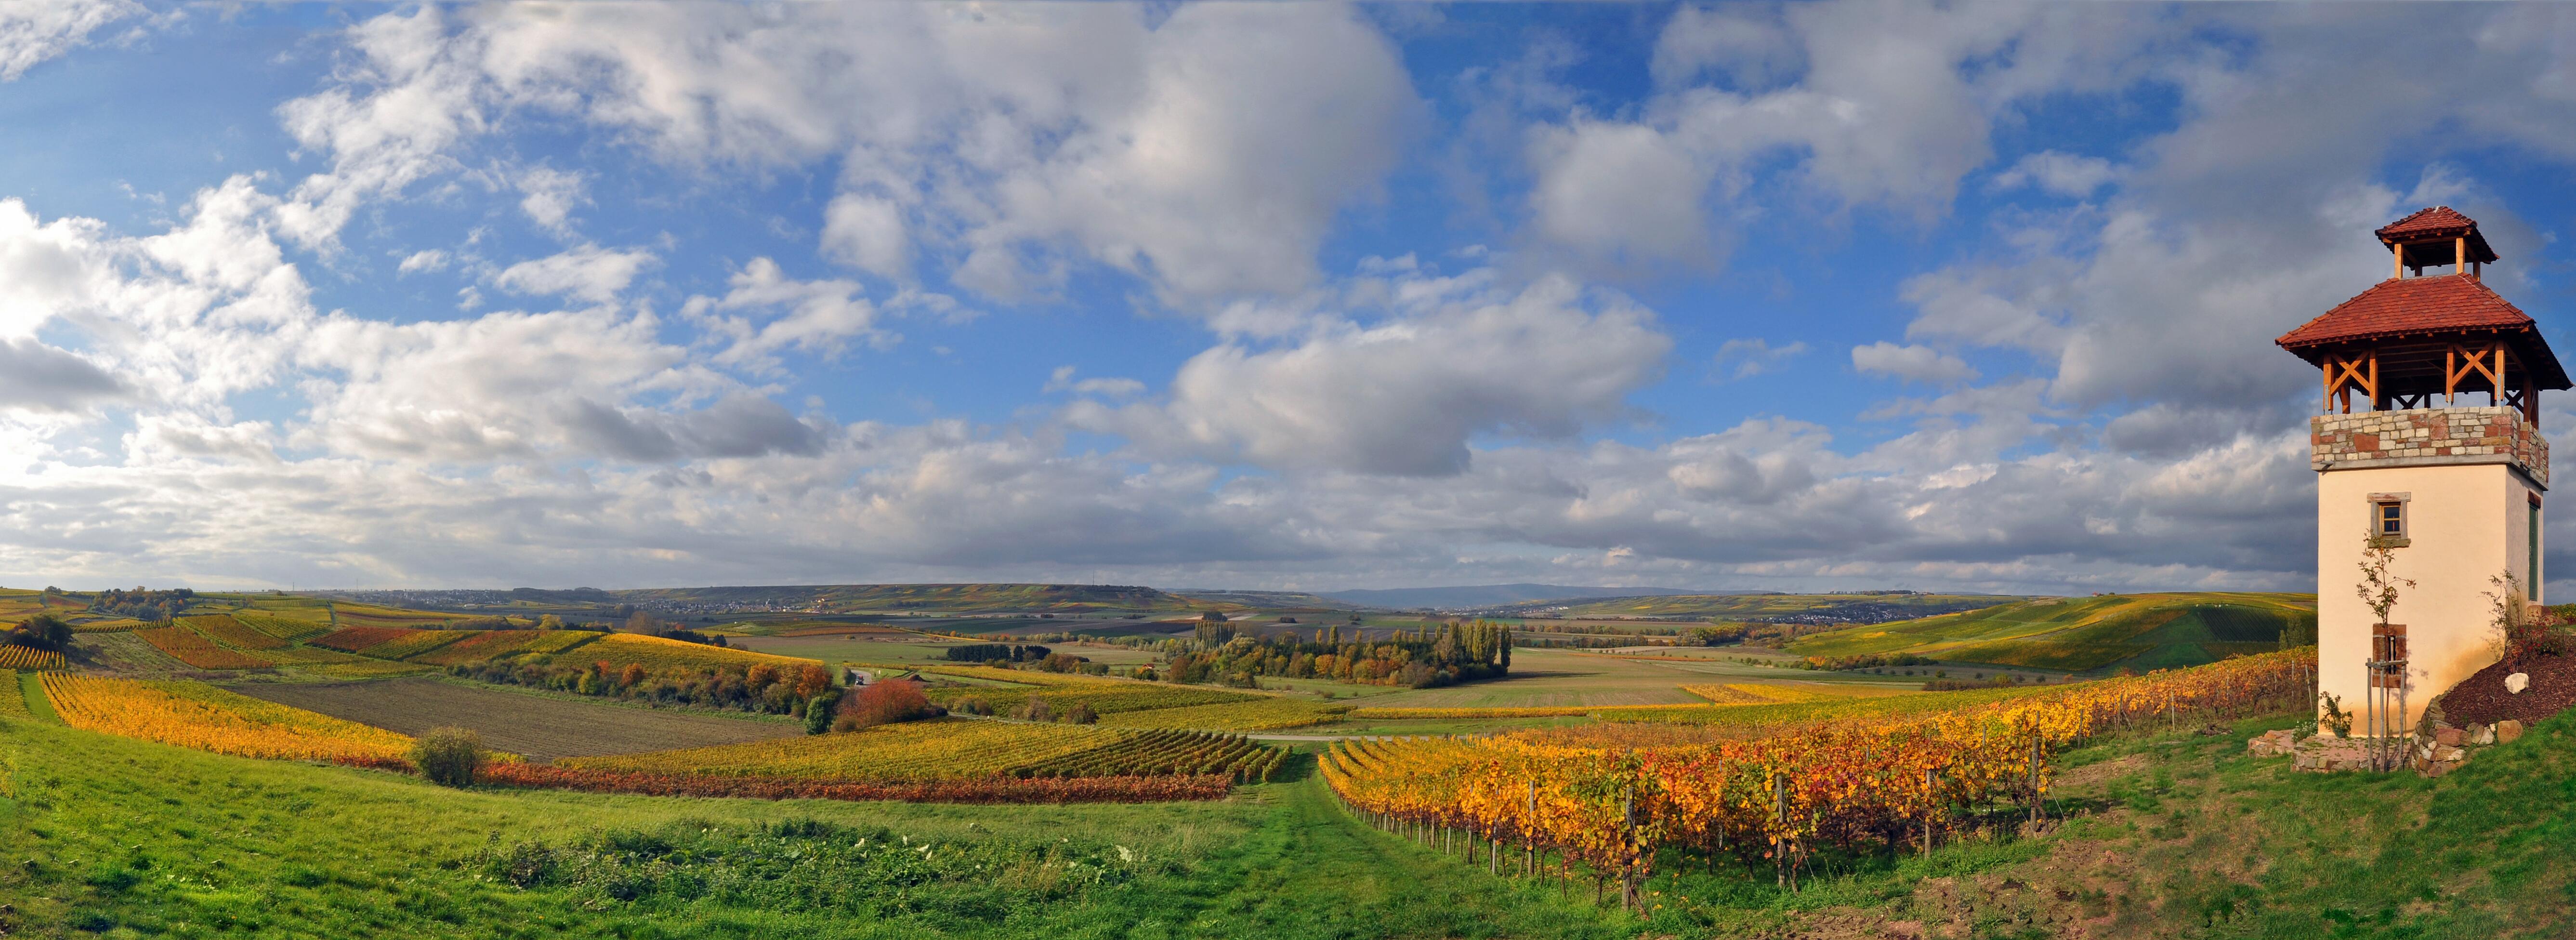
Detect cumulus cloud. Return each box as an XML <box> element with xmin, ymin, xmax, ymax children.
<box><xmin>1525</xmin><ymin>1</ymin><xmax>2170</xmax><ymax>269</ymax></box>
<box><xmin>275</xmin><ymin>3</ymin><xmax>1420</xmax><ymax>303</ymax></box>
<box><xmin>0</xmin><ymin>0</ymin><xmax>140</xmax><ymax>81</ymax></box>
<box><xmin>1713</xmin><ymin>338</ymin><xmax>1808</xmax><ymax>380</ymax></box>
<box><xmin>0</xmin><ymin>338</ymin><xmax>126</xmax><ymax>411</ymax></box>
<box><xmin>682</xmin><ymin>257</ymin><xmax>898</xmax><ymax>371</ymax></box>
<box><xmin>1990</xmin><ymin>151</ymin><xmax>2119</xmax><ymax>197</ymax></box>
<box><xmin>17</xmin><ymin>1</ymin><xmax>2576</xmax><ymax>598</ymax></box>
<box><xmin>395</xmin><ymin>249</ymin><xmax>448</xmax><ymax>274</ymax></box>
<box><xmin>515</xmin><ymin>165</ymin><xmax>588</xmax><ymax>235</ymax></box>
<box><xmin>1071</xmin><ymin>272</ymin><xmax>1670</xmax><ymax>476</ymax></box>
<box><xmin>489</xmin><ymin>245</ymin><xmax>655</xmax><ymax>305</ymax></box>
<box><xmin>1850</xmin><ymin>342</ymin><xmax>1976</xmax><ymax>384</ymax></box>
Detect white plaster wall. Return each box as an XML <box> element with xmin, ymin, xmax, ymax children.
<box><xmin>2315</xmin><ymin>462</ymin><xmax>2539</xmax><ymax>733</ymax></box>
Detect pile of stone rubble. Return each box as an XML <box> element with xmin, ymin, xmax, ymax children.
<box><xmin>2248</xmin><ymin>717</ymin><xmax>2525</xmax><ymax>776</ymax></box>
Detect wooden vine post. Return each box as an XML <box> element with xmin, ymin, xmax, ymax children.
<box><xmin>1620</xmin><ymin>786</ymin><xmax>1638</xmax><ymax>914</ymax></box>
<box><xmin>2027</xmin><ymin>737</ymin><xmax>2043</xmax><ymax>825</ymax></box>
<box><xmin>1772</xmin><ymin>771</ymin><xmax>1788</xmax><ymax>890</ymax></box>
<box><xmin>1920</xmin><ymin>767</ymin><xmax>1935</xmax><ymax>858</ymax></box>
<box><xmin>1524</xmin><ymin>781</ymin><xmax>1536</xmax><ymax>878</ymax></box>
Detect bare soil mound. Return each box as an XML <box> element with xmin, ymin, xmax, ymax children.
<box><xmin>2438</xmin><ymin>649</ymin><xmax>2576</xmax><ymax>727</ymax></box>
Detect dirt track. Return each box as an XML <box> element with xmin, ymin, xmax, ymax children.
<box><xmin>230</xmin><ymin>677</ymin><xmax>803</xmax><ymax>760</ymax></box>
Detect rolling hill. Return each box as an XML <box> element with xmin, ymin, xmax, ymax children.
<box><xmin>1785</xmin><ymin>592</ymin><xmax>2318</xmax><ymax>673</ymax></box>
<box><xmin>630</xmin><ymin>583</ymin><xmax>1207</xmax><ymax>614</ymax></box>
<box><xmin>1521</xmin><ymin>592</ymin><xmax>2024</xmax><ymax>622</ymax></box>
<box><xmin>1319</xmin><ymin>584</ymin><xmax>1715</xmax><ymax>609</ymax></box>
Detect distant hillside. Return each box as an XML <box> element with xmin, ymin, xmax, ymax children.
<box><xmin>1170</xmin><ymin>589</ymin><xmax>1373</xmax><ymax>611</ymax></box>
<box><xmin>616</xmin><ymin>584</ymin><xmax>1205</xmax><ymax>615</ymax></box>
<box><xmin>1320</xmin><ymin>584</ymin><xmax>1714</xmax><ymax>609</ymax></box>
<box><xmin>1785</xmin><ymin>592</ymin><xmax>2318</xmax><ymax>673</ymax></box>
<box><xmin>1522</xmin><ymin>592</ymin><xmax>2022</xmax><ymax>622</ymax></box>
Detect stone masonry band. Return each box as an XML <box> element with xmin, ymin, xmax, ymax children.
<box><xmin>2311</xmin><ymin>406</ymin><xmax>2550</xmax><ymax>487</ymax></box>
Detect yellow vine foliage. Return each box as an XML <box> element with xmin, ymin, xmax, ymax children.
<box><xmin>41</xmin><ymin>673</ymin><xmax>412</xmax><ymax>764</ymax></box>
<box><xmin>1324</xmin><ymin>650</ymin><xmax>2311</xmax><ymax>881</ymax></box>
<box><xmin>0</xmin><ymin>646</ymin><xmax>66</xmax><ymax>670</ymax></box>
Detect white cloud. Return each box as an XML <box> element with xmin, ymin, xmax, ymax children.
<box><xmin>1713</xmin><ymin>338</ymin><xmax>1808</xmax><ymax>380</ymax></box>
<box><xmin>1071</xmin><ymin>272</ymin><xmax>1671</xmax><ymax>476</ymax></box>
<box><xmin>489</xmin><ymin>245</ymin><xmax>655</xmax><ymax>305</ymax></box>
<box><xmin>1525</xmin><ymin>1</ymin><xmax>2170</xmax><ymax>269</ymax></box>
<box><xmin>1044</xmin><ymin>366</ymin><xmax>1143</xmax><ymax>397</ymax></box>
<box><xmin>682</xmin><ymin>257</ymin><xmax>897</xmax><ymax>371</ymax></box>
<box><xmin>0</xmin><ymin>338</ymin><xmax>125</xmax><ymax>412</ymax></box>
<box><xmin>1525</xmin><ymin>120</ymin><xmax>1712</xmax><ymax>269</ymax></box>
<box><xmin>515</xmin><ymin>165</ymin><xmax>588</xmax><ymax>236</ymax></box>
<box><xmin>396</xmin><ymin>249</ymin><xmax>447</xmax><ymax>274</ymax></box>
<box><xmin>1850</xmin><ymin>342</ymin><xmax>1976</xmax><ymax>384</ymax></box>
<box><xmin>276</xmin><ymin>3</ymin><xmax>1421</xmax><ymax>304</ymax></box>
<box><xmin>821</xmin><ymin>193</ymin><xmax>908</xmax><ymax>280</ymax></box>
<box><xmin>0</xmin><ymin>0</ymin><xmax>141</xmax><ymax>81</ymax></box>
<box><xmin>1990</xmin><ymin>151</ymin><xmax>2119</xmax><ymax>198</ymax></box>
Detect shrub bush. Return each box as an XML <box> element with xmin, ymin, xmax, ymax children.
<box><xmin>835</xmin><ymin>681</ymin><xmax>937</xmax><ymax>731</ymax></box>
<box><xmin>1015</xmin><ymin>696</ymin><xmax>1052</xmax><ymax>723</ymax></box>
<box><xmin>413</xmin><ymin>727</ymin><xmax>486</xmax><ymax>787</ymax></box>
<box><xmin>803</xmin><ymin>689</ymin><xmax>844</xmax><ymax>734</ymax></box>
<box><xmin>4</xmin><ymin>612</ymin><xmax>72</xmax><ymax>652</ymax></box>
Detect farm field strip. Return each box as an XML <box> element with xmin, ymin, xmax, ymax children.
<box><xmin>41</xmin><ymin>673</ymin><xmax>411</xmax><ymax>765</ymax></box>
<box><xmin>927</xmin><ymin>680</ymin><xmax>1255</xmax><ymax>715</ymax></box>
<box><xmin>1094</xmin><ymin>699</ymin><xmax>1350</xmax><ymax>731</ymax></box>
<box><xmin>311</xmin><ymin>626</ymin><xmax>424</xmax><ymax>653</ymax></box>
<box><xmin>0</xmin><ymin>646</ymin><xmax>67</xmax><ymax>670</ymax></box>
<box><xmin>403</xmin><ymin>630</ymin><xmax>552</xmax><ymax>665</ymax></box>
<box><xmin>136</xmin><ymin>625</ymin><xmax>272</xmax><ymax>669</ymax></box>
<box><xmin>71</xmin><ymin>618</ymin><xmax>150</xmax><ymax>633</ymax></box>
<box><xmin>1677</xmin><ymin>682</ymin><xmax>1869</xmax><ymax>704</ymax></box>
<box><xmin>298</xmin><ymin>659</ymin><xmax>439</xmax><ymax>679</ymax></box>
<box><xmin>564</xmin><ymin>717</ymin><xmax>1123</xmax><ymax>781</ymax></box>
<box><xmin>230</xmin><ymin>610</ymin><xmax>334</xmax><ymax>642</ymax></box>
<box><xmin>230</xmin><ymin>677</ymin><xmax>804</xmax><ymax>760</ymax></box>
<box><xmin>0</xmin><ymin>670</ymin><xmax>24</xmax><ymax>718</ymax></box>
<box><xmin>566</xmin><ymin>715</ymin><xmax>1288</xmax><ymax>786</ymax></box>
<box><xmin>358</xmin><ymin>629</ymin><xmax>474</xmax><ymax>661</ymax></box>
<box><xmin>181</xmin><ymin>614</ymin><xmax>289</xmax><ymax>650</ymax></box>
<box><xmin>574</xmin><ymin>633</ymin><xmax>821</xmax><ymax>672</ymax></box>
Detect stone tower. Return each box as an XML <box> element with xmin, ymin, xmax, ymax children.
<box><xmin>2276</xmin><ymin>207</ymin><xmax>2564</xmax><ymax>734</ymax></box>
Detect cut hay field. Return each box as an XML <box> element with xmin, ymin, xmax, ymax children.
<box><xmin>1786</xmin><ymin>591</ymin><xmax>2318</xmax><ymax>673</ymax></box>
<box><xmin>230</xmin><ymin>677</ymin><xmax>803</xmax><ymax>760</ymax></box>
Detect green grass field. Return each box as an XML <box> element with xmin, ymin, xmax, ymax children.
<box><xmin>0</xmin><ymin>715</ymin><xmax>1617</xmax><ymax>938</ymax></box>
<box><xmin>9</xmin><ymin>683</ymin><xmax>2572</xmax><ymax>937</ymax></box>
<box><xmin>1786</xmin><ymin>592</ymin><xmax>2317</xmax><ymax>673</ymax></box>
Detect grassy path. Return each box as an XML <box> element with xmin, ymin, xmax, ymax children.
<box><xmin>1101</xmin><ymin>772</ymin><xmax>1624</xmax><ymax>939</ymax></box>
<box><xmin>18</xmin><ymin>670</ymin><xmax>54</xmax><ymax>722</ymax></box>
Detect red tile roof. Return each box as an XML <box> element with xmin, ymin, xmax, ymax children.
<box><xmin>2377</xmin><ymin>206</ymin><xmax>2478</xmax><ymax>241</ymax></box>
<box><xmin>2277</xmin><ymin>274</ymin><xmax>2532</xmax><ymax>349</ymax></box>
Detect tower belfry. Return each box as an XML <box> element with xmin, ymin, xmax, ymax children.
<box><xmin>2277</xmin><ymin>207</ymin><xmax>2564</xmax><ymax>738</ymax></box>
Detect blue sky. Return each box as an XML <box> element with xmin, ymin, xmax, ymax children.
<box><xmin>5</xmin><ymin>2</ymin><xmax>2576</xmax><ymax>596</ymax></box>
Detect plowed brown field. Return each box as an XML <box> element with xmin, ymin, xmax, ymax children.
<box><xmin>227</xmin><ymin>677</ymin><xmax>803</xmax><ymax>760</ymax></box>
